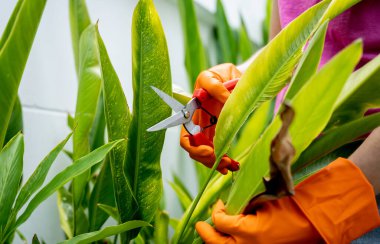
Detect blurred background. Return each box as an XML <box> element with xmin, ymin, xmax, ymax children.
<box><xmin>0</xmin><ymin>0</ymin><xmax>266</xmax><ymax>242</ymax></box>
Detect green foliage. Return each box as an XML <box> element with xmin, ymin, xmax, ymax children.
<box><xmin>178</xmin><ymin>0</ymin><xmax>208</xmax><ymax>88</ymax></box>
<box><xmin>215</xmin><ymin>0</ymin><xmax>237</xmax><ymax>63</ymax></box>
<box><xmin>238</xmin><ymin>17</ymin><xmax>257</xmax><ymax>62</ymax></box>
<box><xmin>59</xmin><ymin>221</ymin><xmax>151</xmax><ymax>244</ymax></box>
<box><xmin>0</xmin><ymin>0</ymin><xmax>47</xmax><ymax>147</ymax></box>
<box><xmin>128</xmin><ymin>0</ymin><xmax>172</xmax><ymax>224</ymax></box>
<box><xmin>226</xmin><ymin>40</ymin><xmax>362</xmax><ymax>214</ymax></box>
<box><xmin>154</xmin><ymin>211</ymin><xmax>169</xmax><ymax>244</ymax></box>
<box><xmin>5</xmin><ymin>97</ymin><xmax>23</xmax><ymax>145</ymax></box>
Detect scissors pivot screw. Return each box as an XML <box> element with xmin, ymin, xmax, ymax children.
<box><xmin>183</xmin><ymin>110</ymin><xmax>191</xmax><ymax>119</ymax></box>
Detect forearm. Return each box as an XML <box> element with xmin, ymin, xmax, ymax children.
<box><xmin>349</xmin><ymin>126</ymin><xmax>380</xmax><ymax>195</ymax></box>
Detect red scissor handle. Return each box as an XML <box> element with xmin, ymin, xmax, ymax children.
<box><xmin>189</xmin><ymin>132</ymin><xmax>240</xmax><ymax>171</ymax></box>
<box><xmin>193</xmin><ymin>78</ymin><xmax>239</xmax><ymax>103</ymax></box>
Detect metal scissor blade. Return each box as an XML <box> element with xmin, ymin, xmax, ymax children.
<box><xmin>151</xmin><ymin>86</ymin><xmax>184</xmax><ymax>112</ymax></box>
<box><xmin>147</xmin><ymin>111</ymin><xmax>188</xmax><ymax>132</ymax></box>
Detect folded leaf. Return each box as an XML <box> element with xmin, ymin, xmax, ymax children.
<box><xmin>244</xmin><ymin>104</ymin><xmax>295</xmax><ymax>212</ymax></box>
<box><xmin>59</xmin><ymin>221</ymin><xmax>151</xmax><ymax>244</ymax></box>
<box><xmin>154</xmin><ymin>211</ymin><xmax>169</xmax><ymax>244</ymax></box>
<box><xmin>96</xmin><ymin>26</ymin><xmax>137</xmax><ymax>239</ymax></box>
<box><xmin>0</xmin><ymin>0</ymin><xmax>47</xmax><ymax>147</ymax></box>
<box><xmin>128</xmin><ymin>0</ymin><xmax>172</xmax><ymax>224</ymax></box>
<box><xmin>14</xmin><ymin>140</ymin><xmax>123</xmax><ymax>230</ymax></box>
<box><xmin>4</xmin><ymin>97</ymin><xmax>23</xmax><ymax>145</ymax></box>
<box><xmin>0</xmin><ymin>134</ymin><xmax>23</xmax><ymax>231</ymax></box>
<box><xmin>97</xmin><ymin>204</ymin><xmax>119</xmax><ymax>222</ymax></box>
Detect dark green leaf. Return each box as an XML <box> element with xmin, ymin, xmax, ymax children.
<box><xmin>238</xmin><ymin>16</ymin><xmax>256</xmax><ymax>62</ymax></box>
<box><xmin>177</xmin><ymin>0</ymin><xmax>208</xmax><ymax>88</ymax></box>
<box><xmin>97</xmin><ymin>204</ymin><xmax>119</xmax><ymax>222</ymax></box>
<box><xmin>0</xmin><ymin>0</ymin><xmax>47</xmax><ymax>147</ymax></box>
<box><xmin>59</xmin><ymin>221</ymin><xmax>151</xmax><ymax>244</ymax></box>
<box><xmin>129</xmin><ymin>0</ymin><xmax>171</xmax><ymax>224</ymax></box>
<box><xmin>14</xmin><ymin>140</ymin><xmax>123</xmax><ymax>229</ymax></box>
<box><xmin>0</xmin><ymin>133</ymin><xmax>23</xmax><ymax>230</ymax></box>
<box><xmin>5</xmin><ymin>97</ymin><xmax>23</xmax><ymax>146</ymax></box>
<box><xmin>31</xmin><ymin>234</ymin><xmax>40</xmax><ymax>244</ymax></box>
<box><xmin>57</xmin><ymin>187</ymin><xmax>74</xmax><ymax>239</ymax></box>
<box><xmin>89</xmin><ymin>93</ymin><xmax>106</xmax><ymax>151</ymax></box>
<box><xmin>89</xmin><ymin>158</ymin><xmax>115</xmax><ymax>231</ymax></box>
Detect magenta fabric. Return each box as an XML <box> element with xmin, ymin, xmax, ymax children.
<box><xmin>275</xmin><ymin>0</ymin><xmax>380</xmax><ymax>114</ymax></box>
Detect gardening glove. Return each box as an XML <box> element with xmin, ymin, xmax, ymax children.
<box><xmin>196</xmin><ymin>157</ymin><xmax>380</xmax><ymax>244</ymax></box>
<box><xmin>180</xmin><ymin>63</ymin><xmax>241</xmax><ymax>175</ymax></box>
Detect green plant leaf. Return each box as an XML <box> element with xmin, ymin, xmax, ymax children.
<box><xmin>172</xmin><ymin>84</ymin><xmax>191</xmax><ymax>105</ymax></box>
<box><xmin>59</xmin><ymin>221</ymin><xmax>151</xmax><ymax>244</ymax></box>
<box><xmin>128</xmin><ymin>0</ymin><xmax>172</xmax><ymax>224</ymax></box>
<box><xmin>214</xmin><ymin>1</ymin><xmax>330</xmax><ymax>163</ymax></box>
<box><xmin>98</xmin><ymin>204</ymin><xmax>119</xmax><ymax>221</ymax></box>
<box><xmin>215</xmin><ymin>0</ymin><xmax>237</xmax><ymax>63</ymax></box>
<box><xmin>169</xmin><ymin>181</ymin><xmax>192</xmax><ymax>212</ymax></box>
<box><xmin>31</xmin><ymin>234</ymin><xmax>41</xmax><ymax>244</ymax></box>
<box><xmin>0</xmin><ymin>133</ymin><xmax>23</xmax><ymax>232</ymax></box>
<box><xmin>293</xmin><ymin>112</ymin><xmax>380</xmax><ymax>172</ymax></box>
<box><xmin>178</xmin><ymin>0</ymin><xmax>208</xmax><ymax>88</ymax></box>
<box><xmin>89</xmin><ymin>93</ymin><xmax>106</xmax><ymax>151</ymax></box>
<box><xmin>88</xmin><ymin>158</ymin><xmax>116</xmax><ymax>231</ymax></box>
<box><xmin>5</xmin><ymin>97</ymin><xmax>23</xmax><ymax>146</ymax></box>
<box><xmin>67</xmin><ymin>114</ymin><xmax>74</xmax><ymax>131</ymax></box>
<box><xmin>154</xmin><ymin>211</ymin><xmax>169</xmax><ymax>244</ymax></box>
<box><xmin>261</xmin><ymin>0</ymin><xmax>272</xmax><ymax>45</ymax></box>
<box><xmin>69</xmin><ymin>0</ymin><xmax>92</xmax><ymax>74</ymax></box>
<box><xmin>284</xmin><ymin>21</ymin><xmax>328</xmax><ymax>100</ymax></box>
<box><xmin>13</xmin><ymin>133</ymin><xmax>71</xmax><ymax>213</ymax></box>
<box><xmin>96</xmin><ymin>26</ymin><xmax>137</xmax><ymax>238</ymax></box>
<box><xmin>14</xmin><ymin>140</ymin><xmax>123</xmax><ymax>230</ymax></box>
<box><xmin>0</xmin><ymin>0</ymin><xmax>47</xmax><ymax>147</ymax></box>
<box><xmin>329</xmin><ymin>54</ymin><xmax>380</xmax><ymax>126</ymax></box>
<box><xmin>231</xmin><ymin>100</ymin><xmax>273</xmax><ymax>158</ymax></box>
<box><xmin>226</xmin><ymin>41</ymin><xmax>362</xmax><ymax>214</ymax></box>
<box><xmin>57</xmin><ymin>187</ymin><xmax>74</xmax><ymax>239</ymax></box>
<box><xmin>238</xmin><ymin>16</ymin><xmax>257</xmax><ymax>62</ymax></box>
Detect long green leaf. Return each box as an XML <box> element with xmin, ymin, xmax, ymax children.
<box><xmin>96</xmin><ymin>26</ymin><xmax>136</xmax><ymax>236</ymax></box>
<box><xmin>97</xmin><ymin>204</ymin><xmax>119</xmax><ymax>221</ymax></box>
<box><xmin>57</xmin><ymin>187</ymin><xmax>74</xmax><ymax>239</ymax></box>
<box><xmin>329</xmin><ymin>54</ymin><xmax>380</xmax><ymax>126</ymax></box>
<box><xmin>69</xmin><ymin>0</ymin><xmax>92</xmax><ymax>74</ymax></box>
<box><xmin>13</xmin><ymin>133</ymin><xmax>72</xmax><ymax>213</ymax></box>
<box><xmin>5</xmin><ymin>97</ymin><xmax>23</xmax><ymax>145</ymax></box>
<box><xmin>0</xmin><ymin>0</ymin><xmax>47</xmax><ymax>147</ymax></box>
<box><xmin>89</xmin><ymin>92</ymin><xmax>106</xmax><ymax>151</ymax></box>
<box><xmin>128</xmin><ymin>0</ymin><xmax>172</xmax><ymax>224</ymax></box>
<box><xmin>293</xmin><ymin>112</ymin><xmax>380</xmax><ymax>172</ymax></box>
<box><xmin>88</xmin><ymin>158</ymin><xmax>115</xmax><ymax>231</ymax></box>
<box><xmin>14</xmin><ymin>140</ymin><xmax>123</xmax><ymax>229</ymax></box>
<box><xmin>59</xmin><ymin>221</ymin><xmax>151</xmax><ymax>244</ymax></box>
<box><xmin>284</xmin><ymin>21</ymin><xmax>328</xmax><ymax>100</ymax></box>
<box><xmin>215</xmin><ymin>0</ymin><xmax>237</xmax><ymax>63</ymax></box>
<box><xmin>226</xmin><ymin>41</ymin><xmax>362</xmax><ymax>214</ymax></box>
<box><xmin>169</xmin><ymin>181</ymin><xmax>192</xmax><ymax>211</ymax></box>
<box><xmin>238</xmin><ymin>16</ymin><xmax>256</xmax><ymax>62</ymax></box>
<box><xmin>154</xmin><ymin>211</ymin><xmax>169</xmax><ymax>244</ymax></box>
<box><xmin>178</xmin><ymin>0</ymin><xmax>208</xmax><ymax>88</ymax></box>
<box><xmin>0</xmin><ymin>134</ymin><xmax>23</xmax><ymax>231</ymax></box>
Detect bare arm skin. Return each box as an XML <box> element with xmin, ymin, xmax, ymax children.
<box><xmin>349</xmin><ymin>126</ymin><xmax>380</xmax><ymax>195</ymax></box>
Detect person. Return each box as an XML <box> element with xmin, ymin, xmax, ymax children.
<box><xmin>179</xmin><ymin>0</ymin><xmax>380</xmax><ymax>243</ymax></box>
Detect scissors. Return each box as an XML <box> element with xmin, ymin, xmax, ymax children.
<box><xmin>147</xmin><ymin>78</ymin><xmax>240</xmax><ymax>171</ymax></box>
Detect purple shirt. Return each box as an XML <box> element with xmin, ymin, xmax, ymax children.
<box><xmin>275</xmin><ymin>0</ymin><xmax>380</xmax><ymax>113</ymax></box>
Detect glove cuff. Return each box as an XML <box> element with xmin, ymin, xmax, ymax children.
<box><xmin>292</xmin><ymin>157</ymin><xmax>380</xmax><ymax>244</ymax></box>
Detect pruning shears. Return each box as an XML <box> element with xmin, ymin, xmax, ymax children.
<box><xmin>147</xmin><ymin>78</ymin><xmax>240</xmax><ymax>171</ymax></box>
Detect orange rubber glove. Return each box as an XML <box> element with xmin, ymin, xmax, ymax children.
<box><xmin>180</xmin><ymin>63</ymin><xmax>241</xmax><ymax>174</ymax></box>
<box><xmin>196</xmin><ymin>158</ymin><xmax>380</xmax><ymax>243</ymax></box>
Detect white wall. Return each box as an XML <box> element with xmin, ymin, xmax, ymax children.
<box><xmin>0</xmin><ymin>0</ymin><xmax>265</xmax><ymax>242</ymax></box>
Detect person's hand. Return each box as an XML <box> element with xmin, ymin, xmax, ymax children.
<box><xmin>196</xmin><ymin>158</ymin><xmax>380</xmax><ymax>243</ymax></box>
<box><xmin>180</xmin><ymin>63</ymin><xmax>241</xmax><ymax>174</ymax></box>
